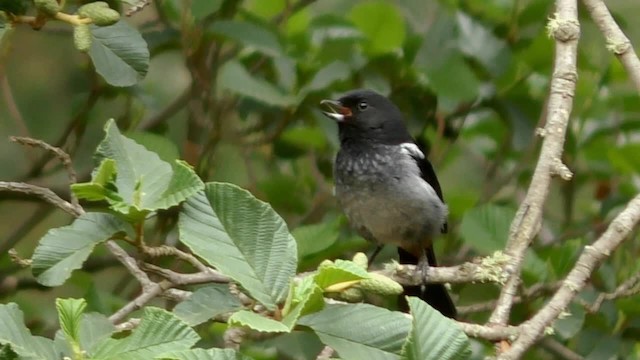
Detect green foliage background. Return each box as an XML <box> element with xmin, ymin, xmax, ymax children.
<box><xmin>1</xmin><ymin>0</ymin><xmax>640</xmax><ymax>358</ymax></box>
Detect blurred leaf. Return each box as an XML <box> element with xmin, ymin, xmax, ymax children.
<box><xmin>456</xmin><ymin>11</ymin><xmax>510</xmax><ymax>77</ymax></box>
<box><xmin>191</xmin><ymin>0</ymin><xmax>222</xmax><ymax>20</ymax></box>
<box><xmin>56</xmin><ymin>298</ymin><xmax>87</xmax><ymax>351</ymax></box>
<box><xmin>402</xmin><ymin>297</ymin><xmax>471</xmax><ymax>360</ymax></box>
<box><xmin>298</xmin><ymin>303</ymin><xmax>410</xmax><ymax>359</ymax></box>
<box><xmin>349</xmin><ymin>1</ymin><xmax>405</xmax><ymax>55</ymax></box>
<box><xmin>314</xmin><ymin>259</ymin><xmax>369</xmax><ymax>290</ymax></box>
<box><xmin>292</xmin><ymin>219</ymin><xmax>340</xmax><ymax>258</ymax></box>
<box><xmin>0</xmin><ymin>344</ymin><xmax>18</xmax><ymax>360</ymax></box>
<box><xmin>0</xmin><ymin>303</ymin><xmax>58</xmax><ymax>359</ymax></box>
<box><xmin>522</xmin><ymin>251</ymin><xmax>548</xmax><ymax>285</ymax></box>
<box><xmin>423</xmin><ymin>53</ymin><xmax>480</xmax><ymax>101</ymax></box>
<box><xmin>310</xmin><ymin>15</ymin><xmax>363</xmax><ymax>45</ymax></box>
<box><xmin>273</xmin><ymin>56</ymin><xmax>297</xmax><ymax>91</ymax></box>
<box><xmin>247</xmin><ymin>0</ymin><xmax>285</xmax><ymax>19</ymax></box>
<box><xmin>228</xmin><ymin>310</ymin><xmax>291</xmax><ymax>333</ymax></box>
<box><xmin>159</xmin><ymin>348</ymin><xmax>253</xmax><ymax>360</ymax></box>
<box><xmin>210</xmin><ymin>20</ymin><xmax>283</xmax><ymax>57</ymax></box>
<box><xmin>608</xmin><ymin>144</ymin><xmax>640</xmax><ymax>174</ymax></box>
<box><xmin>91</xmin><ymin>307</ymin><xmax>199</xmax><ymax>359</ymax></box>
<box><xmin>544</xmin><ymin>239</ymin><xmax>582</xmax><ymax>279</ymax></box>
<box><xmin>413</xmin><ymin>11</ymin><xmax>480</xmax><ymax>103</ymax></box>
<box><xmin>31</xmin><ymin>213</ymin><xmax>132</xmax><ymax>287</ymax></box>
<box><xmin>278</xmin><ymin>126</ymin><xmax>328</xmax><ymax>153</ymax></box>
<box><xmin>218</xmin><ymin>60</ymin><xmax>296</xmax><ymax>107</ymax></box>
<box><xmin>173</xmin><ymin>285</ymin><xmax>242</xmax><ymax>326</ymax></box>
<box><xmin>459</xmin><ymin>204</ymin><xmax>515</xmax><ymax>254</ymax></box>
<box><xmin>303</xmin><ymin>60</ymin><xmax>351</xmax><ymax>93</ymax></box>
<box><xmin>554</xmin><ymin>303</ymin><xmax>586</xmax><ymax>340</ymax></box>
<box><xmin>89</xmin><ymin>21</ymin><xmax>150</xmax><ymax>87</ymax></box>
<box><xmin>79</xmin><ymin>313</ymin><xmax>115</xmax><ymax>352</ymax></box>
<box><xmin>0</xmin><ymin>0</ymin><xmax>28</xmax><ymax>15</ymax></box>
<box><xmin>127</xmin><ymin>131</ymin><xmax>180</xmax><ymax>163</ymax></box>
<box><xmin>179</xmin><ymin>182</ymin><xmax>298</xmax><ymax>309</ymax></box>
<box><xmin>257</xmin><ymin>174</ymin><xmax>308</xmax><ymax>214</ymax></box>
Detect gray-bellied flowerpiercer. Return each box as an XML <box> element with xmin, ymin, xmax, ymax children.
<box><xmin>321</xmin><ymin>89</ymin><xmax>456</xmax><ymax>318</ymax></box>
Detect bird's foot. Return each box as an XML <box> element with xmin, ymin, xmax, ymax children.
<box><xmin>367</xmin><ymin>245</ymin><xmax>384</xmax><ymax>269</ymax></box>
<box><xmin>416</xmin><ymin>254</ymin><xmax>430</xmax><ymax>287</ymax></box>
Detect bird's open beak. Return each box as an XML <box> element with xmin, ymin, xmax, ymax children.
<box><xmin>320</xmin><ymin>99</ymin><xmax>352</xmax><ymax>122</ymax></box>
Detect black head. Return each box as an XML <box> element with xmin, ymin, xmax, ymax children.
<box><xmin>320</xmin><ymin>89</ymin><xmax>412</xmax><ymax>145</ymax></box>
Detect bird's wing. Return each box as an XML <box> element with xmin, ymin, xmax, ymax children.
<box><xmin>400</xmin><ymin>142</ymin><xmax>447</xmax><ymax>233</ymax></box>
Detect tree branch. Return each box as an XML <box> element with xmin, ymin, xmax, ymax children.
<box><xmin>10</xmin><ymin>136</ymin><xmax>79</xmax><ymax>207</ymax></box>
<box><xmin>489</xmin><ymin>1</ymin><xmax>579</xmax><ymax>327</ymax></box>
<box><xmin>582</xmin><ymin>0</ymin><xmax>640</xmax><ymax>92</ymax></box>
<box><xmin>0</xmin><ymin>182</ymin><xmax>81</xmax><ymax>217</ymax></box>
<box><xmin>499</xmin><ymin>194</ymin><xmax>640</xmax><ymax>359</ymax></box>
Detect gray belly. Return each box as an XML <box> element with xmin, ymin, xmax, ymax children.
<box><xmin>335</xmin><ymin>178</ymin><xmax>447</xmax><ymax>247</ymax></box>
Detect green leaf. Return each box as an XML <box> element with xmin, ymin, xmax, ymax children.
<box><xmin>90</xmin><ymin>120</ymin><xmax>204</xmax><ymax>218</ymax></box>
<box><xmin>158</xmin><ymin>348</ymin><xmax>253</xmax><ymax>360</ymax></box>
<box><xmin>402</xmin><ymin>297</ymin><xmax>471</xmax><ymax>360</ymax></box>
<box><xmin>209</xmin><ymin>20</ymin><xmax>283</xmax><ymax>57</ymax></box>
<box><xmin>228</xmin><ymin>310</ymin><xmax>290</xmax><ymax>333</ymax></box>
<box><xmin>554</xmin><ymin>303</ymin><xmax>586</xmax><ymax>340</ymax></box>
<box><xmin>89</xmin><ymin>21</ymin><xmax>150</xmax><ymax>87</ymax></box>
<box><xmin>91</xmin><ymin>307</ymin><xmax>199</xmax><ymax>360</ymax></box>
<box><xmin>56</xmin><ymin>298</ymin><xmax>87</xmax><ymax>351</ymax></box>
<box><xmin>608</xmin><ymin>143</ymin><xmax>640</xmax><ymax>174</ymax></box>
<box><xmin>218</xmin><ymin>60</ymin><xmax>296</xmax><ymax>107</ymax></box>
<box><xmin>278</xmin><ymin>127</ymin><xmax>329</xmax><ymax>154</ymax></box>
<box><xmin>413</xmin><ymin>12</ymin><xmax>480</xmax><ymax>103</ymax></box>
<box><xmin>191</xmin><ymin>0</ymin><xmax>222</xmax><ymax>20</ymax></box>
<box><xmin>459</xmin><ymin>204</ymin><xmax>515</xmax><ymax>255</ymax></box>
<box><xmin>173</xmin><ymin>284</ymin><xmax>243</xmax><ymax>326</ymax></box>
<box><xmin>79</xmin><ymin>313</ymin><xmax>115</xmax><ymax>352</ymax></box>
<box><xmin>349</xmin><ymin>1</ymin><xmax>405</xmax><ymax>55</ymax></box>
<box><xmin>298</xmin><ymin>303</ymin><xmax>410</xmax><ymax>360</ymax></box>
<box><xmin>281</xmin><ymin>277</ymin><xmax>324</xmax><ymax>329</ymax></box>
<box><xmin>303</xmin><ymin>60</ymin><xmax>351</xmax><ymax>93</ymax></box>
<box><xmin>314</xmin><ymin>259</ymin><xmax>369</xmax><ymax>290</ymax></box>
<box><xmin>455</xmin><ymin>11</ymin><xmax>510</xmax><ymax>77</ymax></box>
<box><xmin>0</xmin><ymin>343</ymin><xmax>18</xmax><ymax>360</ymax></box>
<box><xmin>127</xmin><ymin>132</ymin><xmax>180</xmax><ymax>163</ymax></box>
<box><xmin>423</xmin><ymin>53</ymin><xmax>480</xmax><ymax>102</ymax></box>
<box><xmin>292</xmin><ymin>219</ymin><xmax>340</xmax><ymax>258</ymax></box>
<box><xmin>31</xmin><ymin>212</ymin><xmax>132</xmax><ymax>286</ymax></box>
<box><xmin>0</xmin><ymin>303</ymin><xmax>58</xmax><ymax>360</ymax></box>
<box><xmin>71</xmin><ymin>159</ymin><xmax>120</xmax><ymax>202</ymax></box>
<box><xmin>179</xmin><ymin>182</ymin><xmax>298</xmax><ymax>309</ymax></box>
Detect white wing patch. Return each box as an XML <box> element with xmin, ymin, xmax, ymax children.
<box><xmin>400</xmin><ymin>143</ymin><xmax>424</xmax><ymax>159</ymax></box>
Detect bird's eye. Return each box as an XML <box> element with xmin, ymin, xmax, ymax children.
<box><xmin>357</xmin><ymin>101</ymin><xmax>368</xmax><ymax>111</ymax></box>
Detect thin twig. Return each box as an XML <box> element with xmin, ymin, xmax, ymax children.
<box><xmin>489</xmin><ymin>3</ymin><xmax>579</xmax><ymax>327</ymax></box>
<box><xmin>458</xmin><ymin>282</ymin><xmax>561</xmax><ymax>315</ymax></box>
<box><xmin>316</xmin><ymin>346</ymin><xmax>335</xmax><ymax>360</ymax></box>
<box><xmin>586</xmin><ymin>270</ymin><xmax>640</xmax><ymax>313</ymax></box>
<box><xmin>541</xmin><ymin>338</ymin><xmax>584</xmax><ymax>360</ymax></box>
<box><xmin>1</xmin><ymin>76</ymin><xmax>30</xmax><ymax>142</ymax></box>
<box><xmin>141</xmin><ymin>262</ymin><xmax>231</xmax><ymax>284</ymax></box>
<box><xmin>0</xmin><ymin>182</ymin><xmax>81</xmax><ymax>216</ymax></box>
<box><xmin>10</xmin><ymin>136</ymin><xmax>79</xmax><ymax>207</ymax></box>
<box><xmin>140</xmin><ymin>244</ymin><xmax>209</xmax><ymax>272</ymax></box>
<box><xmin>109</xmin><ymin>280</ymin><xmax>173</xmax><ymax>324</ymax></box>
<box><xmin>499</xmin><ymin>194</ymin><xmax>640</xmax><ymax>359</ymax></box>
<box><xmin>582</xmin><ymin>0</ymin><xmax>640</xmax><ymax>92</ymax></box>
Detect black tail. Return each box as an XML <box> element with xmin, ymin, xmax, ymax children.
<box><xmin>398</xmin><ymin>246</ymin><xmax>457</xmax><ymax>319</ymax></box>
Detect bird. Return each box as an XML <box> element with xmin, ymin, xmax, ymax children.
<box><xmin>320</xmin><ymin>89</ymin><xmax>456</xmax><ymax>318</ymax></box>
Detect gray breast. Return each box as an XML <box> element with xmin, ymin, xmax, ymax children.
<box><xmin>334</xmin><ymin>144</ymin><xmax>447</xmax><ymax>248</ymax></box>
